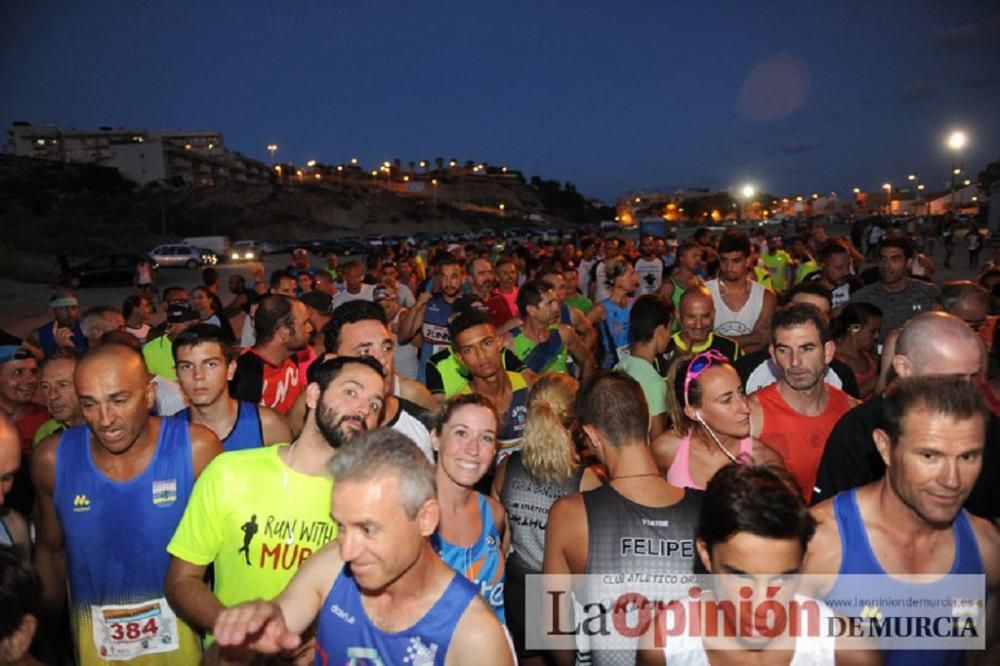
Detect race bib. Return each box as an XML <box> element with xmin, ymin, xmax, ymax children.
<box><xmin>91</xmin><ymin>598</ymin><xmax>180</xmax><ymax>660</ymax></box>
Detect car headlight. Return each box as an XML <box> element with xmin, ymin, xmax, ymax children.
<box><xmin>231</xmin><ymin>252</ymin><xmax>240</xmax><ymax>260</ymax></box>
<box><xmin>245</xmin><ymin>252</ymin><xmax>254</xmax><ymax>260</ymax></box>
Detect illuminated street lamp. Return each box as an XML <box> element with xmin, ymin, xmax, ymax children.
<box><xmin>852</xmin><ymin>187</ymin><xmax>861</xmax><ymax>194</ymax></box>
<box><xmin>947</xmin><ymin>130</ymin><xmax>968</xmax><ymax>213</ymax></box>
<box><xmin>307</xmin><ymin>159</ymin><xmax>317</xmax><ymax>168</ymax></box>
<box><xmin>266</xmin><ymin>144</ymin><xmax>278</xmax><ymax>165</ymax></box>
<box><xmin>883</xmin><ymin>183</ymin><xmax>892</xmax><ymax>215</ymax></box>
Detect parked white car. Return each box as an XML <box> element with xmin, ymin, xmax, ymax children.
<box><xmin>149</xmin><ymin>244</ymin><xmax>205</xmax><ymax>268</ymax></box>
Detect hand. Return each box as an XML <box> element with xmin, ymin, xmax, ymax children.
<box><xmin>53</xmin><ymin>325</ymin><xmax>77</xmax><ymax>350</ymax></box>
<box><xmin>213</xmin><ymin>600</ymin><xmax>301</xmax><ymax>652</ymax></box>
<box><xmin>416</xmin><ymin>291</ymin><xmax>433</xmax><ymax>307</ymax></box>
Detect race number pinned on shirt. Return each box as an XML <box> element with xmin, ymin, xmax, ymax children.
<box><xmin>91</xmin><ymin>598</ymin><xmax>180</xmax><ymax>660</ymax></box>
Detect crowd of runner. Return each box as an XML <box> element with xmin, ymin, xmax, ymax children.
<box><xmin>0</xmin><ymin>218</ymin><xmax>998</xmax><ymax>665</ymax></box>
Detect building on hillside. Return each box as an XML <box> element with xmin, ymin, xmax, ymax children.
<box><xmin>6</xmin><ymin>122</ymin><xmax>270</xmax><ymax>186</ymax></box>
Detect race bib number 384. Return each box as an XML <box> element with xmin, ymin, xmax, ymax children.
<box><xmin>91</xmin><ymin>598</ymin><xmax>180</xmax><ymax>660</ymax></box>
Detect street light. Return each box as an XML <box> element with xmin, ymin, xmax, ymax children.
<box><xmin>947</xmin><ymin>130</ymin><xmax>968</xmax><ymax>213</ymax></box>
<box><xmin>266</xmin><ymin>144</ymin><xmax>278</xmax><ymax>165</ymax></box>
<box><xmin>307</xmin><ymin>159</ymin><xmax>317</xmax><ymax>168</ymax></box>
<box><xmin>883</xmin><ymin>183</ymin><xmax>892</xmax><ymax>215</ymax></box>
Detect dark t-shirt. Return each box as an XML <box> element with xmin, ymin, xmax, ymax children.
<box><xmin>811</xmin><ymin>396</ymin><xmax>1000</xmax><ymax>520</ymax></box>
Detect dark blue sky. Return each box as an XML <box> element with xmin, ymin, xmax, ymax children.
<box><xmin>3</xmin><ymin>1</ymin><xmax>998</xmax><ymax>201</ymax></box>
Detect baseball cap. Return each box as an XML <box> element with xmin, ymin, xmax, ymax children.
<box><xmin>0</xmin><ymin>345</ymin><xmax>34</xmax><ymax>365</ymax></box>
<box><xmin>166</xmin><ymin>303</ymin><xmax>200</xmax><ymax>324</ymax></box>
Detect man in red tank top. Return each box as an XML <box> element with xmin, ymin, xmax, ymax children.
<box><xmin>750</xmin><ymin>303</ymin><xmax>859</xmax><ymax>502</ymax></box>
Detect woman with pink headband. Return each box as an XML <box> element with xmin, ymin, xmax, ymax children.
<box><xmin>652</xmin><ymin>350</ymin><xmax>783</xmax><ymax>489</ymax></box>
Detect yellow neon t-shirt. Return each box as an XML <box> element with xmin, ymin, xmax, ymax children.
<box><xmin>167</xmin><ymin>445</ymin><xmax>338</xmax><ymax>613</ymax></box>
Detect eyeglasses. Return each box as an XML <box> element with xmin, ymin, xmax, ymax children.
<box><xmin>683</xmin><ymin>349</ymin><xmax>729</xmax><ymax>407</ymax></box>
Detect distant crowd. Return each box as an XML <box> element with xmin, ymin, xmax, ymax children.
<box><xmin>1</xmin><ymin>217</ymin><xmax>998</xmax><ymax>665</ymax></box>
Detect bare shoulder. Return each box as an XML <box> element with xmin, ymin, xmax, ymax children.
<box><xmin>751</xmin><ymin>438</ymin><xmax>784</xmax><ymax>467</ymax></box>
<box><xmin>258</xmin><ymin>406</ymin><xmax>292</xmax><ymax>445</ymax></box>
<box><xmin>650</xmin><ymin>430</ymin><xmax>682</xmax><ymax>470</ymax></box>
<box><xmin>549</xmin><ymin>491</ymin><xmax>586</xmax><ymax>523</ymax></box>
<box><xmin>447</xmin><ymin>595</ymin><xmax>515</xmax><ymax>666</ymax></box>
<box><xmin>580</xmin><ymin>465</ymin><xmax>606</xmax><ymax>491</ymax></box>
<box><xmin>188</xmin><ymin>422</ymin><xmax>223</xmax><ymax>476</ymax></box>
<box><xmin>967</xmin><ymin>513</ymin><xmax>1000</xmax><ymax>585</ymax></box>
<box><xmin>484</xmin><ymin>494</ymin><xmax>506</xmax><ymax>533</ymax></box>
<box><xmin>803</xmin><ymin>496</ymin><xmax>843</xmax><ymax>576</ymax></box>
<box><xmin>3</xmin><ymin>508</ymin><xmax>30</xmax><ymax>547</ymax></box>
<box><xmin>32</xmin><ymin>432</ymin><xmax>62</xmax><ymax>491</ymax></box>
<box><xmin>399</xmin><ymin>377</ymin><xmax>436</xmax><ymax>411</ymax></box>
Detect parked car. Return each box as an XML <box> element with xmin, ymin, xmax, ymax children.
<box><xmin>182</xmin><ymin>236</ymin><xmax>232</xmax><ymax>259</ymax></box>
<box><xmin>229</xmin><ymin>241</ymin><xmax>259</xmax><ymax>262</ymax></box>
<box><xmin>149</xmin><ymin>244</ymin><xmax>206</xmax><ymax>268</ymax></box>
<box><xmin>65</xmin><ymin>253</ymin><xmax>155</xmax><ymax>288</ymax></box>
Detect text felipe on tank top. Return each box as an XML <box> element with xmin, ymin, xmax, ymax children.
<box><xmin>315</xmin><ymin>567</ymin><xmax>479</xmax><ymax>666</ymax></box>
<box><xmin>706</xmin><ymin>279</ymin><xmax>765</xmax><ymax>337</ymax></box>
<box><xmin>54</xmin><ymin>418</ymin><xmax>201</xmax><ymax>664</ymax></box>
<box><xmin>579</xmin><ymin>483</ymin><xmax>702</xmax><ymax>665</ymax></box>
<box><xmin>178</xmin><ymin>400</ymin><xmax>263</xmax><ymax>451</ymax></box>
<box><xmin>825</xmin><ymin>490</ymin><xmax>984</xmax><ymax>666</ymax></box>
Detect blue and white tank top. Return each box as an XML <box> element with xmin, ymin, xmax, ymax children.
<box><xmin>178</xmin><ymin>400</ymin><xmax>263</xmax><ymax>451</ymax></box>
<box><xmin>315</xmin><ymin>567</ymin><xmax>479</xmax><ymax>666</ymax></box>
<box><xmin>825</xmin><ymin>489</ymin><xmax>984</xmax><ymax>666</ymax></box>
<box><xmin>53</xmin><ymin>418</ymin><xmax>200</xmax><ymax>663</ymax></box>
<box><xmin>419</xmin><ymin>295</ymin><xmax>454</xmax><ymax>383</ymax></box>
<box><xmin>431</xmin><ymin>492</ymin><xmax>506</xmax><ymax>623</ymax></box>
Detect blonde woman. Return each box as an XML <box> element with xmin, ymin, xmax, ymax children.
<box><xmin>491</xmin><ymin>373</ymin><xmax>604</xmax><ymax>664</ymax></box>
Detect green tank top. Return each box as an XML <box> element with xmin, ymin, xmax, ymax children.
<box><xmin>513</xmin><ymin>327</ymin><xmax>568</xmax><ymax>374</ymax></box>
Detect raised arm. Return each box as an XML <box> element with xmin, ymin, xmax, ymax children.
<box><xmin>398</xmin><ymin>292</ymin><xmax>433</xmax><ymax>344</ymax></box>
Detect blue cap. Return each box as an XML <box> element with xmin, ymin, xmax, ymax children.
<box><xmin>0</xmin><ymin>345</ymin><xmax>33</xmax><ymax>365</ymax></box>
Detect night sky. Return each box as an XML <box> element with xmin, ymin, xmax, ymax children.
<box><xmin>2</xmin><ymin>1</ymin><xmax>998</xmax><ymax>202</ymax></box>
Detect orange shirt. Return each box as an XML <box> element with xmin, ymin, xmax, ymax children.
<box><xmin>756</xmin><ymin>383</ymin><xmax>854</xmax><ymax>503</ymax></box>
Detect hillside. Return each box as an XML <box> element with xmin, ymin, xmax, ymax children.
<box><xmin>0</xmin><ymin>154</ymin><xmax>610</xmax><ymax>259</ymax></box>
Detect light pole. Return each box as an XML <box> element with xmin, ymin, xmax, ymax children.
<box><xmin>739</xmin><ymin>184</ymin><xmax>755</xmax><ymax>223</ymax></box>
<box><xmin>947</xmin><ymin>130</ymin><xmax>967</xmax><ymax>214</ymax></box>
<box><xmin>266</xmin><ymin>144</ymin><xmax>278</xmax><ymax>165</ymax></box>
<box><xmin>882</xmin><ymin>183</ymin><xmax>892</xmax><ymax>215</ymax></box>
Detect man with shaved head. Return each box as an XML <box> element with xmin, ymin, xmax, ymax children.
<box><xmin>939</xmin><ymin>279</ymin><xmax>995</xmax><ymax>351</ymax></box>
<box><xmin>662</xmin><ymin>285</ymin><xmax>741</xmax><ymax>365</ymax></box>
<box><xmin>33</xmin><ymin>344</ymin><xmax>222</xmax><ymax>663</ymax></box>
<box><xmin>812</xmin><ymin>312</ymin><xmax>999</xmax><ymax>519</ymax></box>
<box><xmin>0</xmin><ymin>414</ymin><xmax>30</xmax><ymax>559</ymax></box>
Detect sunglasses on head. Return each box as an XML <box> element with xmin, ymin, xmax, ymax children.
<box><xmin>683</xmin><ymin>349</ymin><xmax>729</xmax><ymax>407</ymax></box>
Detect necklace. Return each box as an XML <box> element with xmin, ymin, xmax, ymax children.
<box><xmin>610</xmin><ymin>472</ymin><xmax>663</xmax><ymax>481</ymax></box>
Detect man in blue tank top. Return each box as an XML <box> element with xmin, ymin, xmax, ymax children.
<box><xmin>27</xmin><ymin>290</ymin><xmax>88</xmax><ymax>356</ymax></box>
<box><xmin>213</xmin><ymin>429</ymin><xmax>514</xmax><ymax>665</ymax></box>
<box><xmin>397</xmin><ymin>255</ymin><xmax>466</xmax><ymax>384</ymax></box>
<box><xmin>804</xmin><ymin>376</ymin><xmax>1000</xmax><ymax>666</ymax></box>
<box><xmin>173</xmin><ymin>324</ymin><xmax>292</xmax><ymax>450</ymax></box>
<box><xmin>32</xmin><ymin>343</ymin><xmax>222</xmax><ymax>664</ymax></box>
